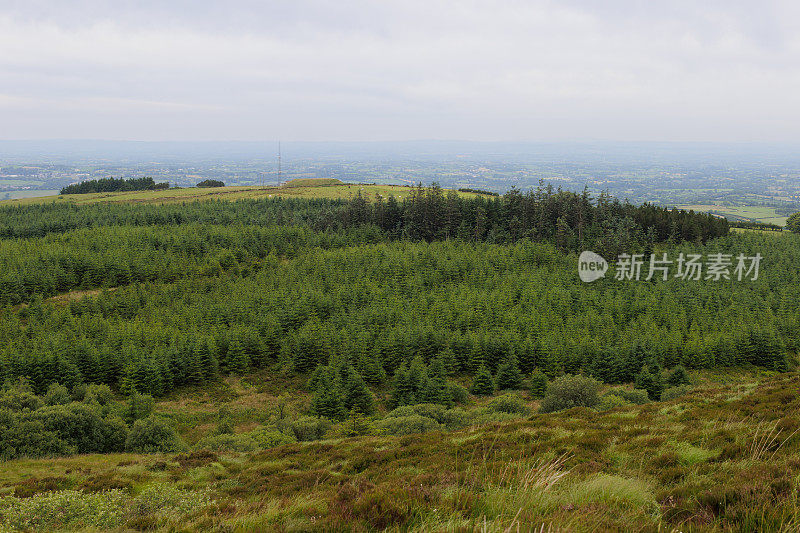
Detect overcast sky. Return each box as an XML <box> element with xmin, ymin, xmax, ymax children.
<box><xmin>1</xmin><ymin>0</ymin><xmax>800</xmax><ymax>142</ymax></box>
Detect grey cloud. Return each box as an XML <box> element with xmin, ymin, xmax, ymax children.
<box><xmin>1</xmin><ymin>0</ymin><xmax>799</xmax><ymax>141</ymax></box>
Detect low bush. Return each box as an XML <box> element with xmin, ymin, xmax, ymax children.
<box><xmin>194</xmin><ymin>433</ymin><xmax>259</xmax><ymax>452</ymax></box>
<box><xmin>374</xmin><ymin>414</ymin><xmax>440</xmax><ymax>436</ymax></box>
<box><xmin>539</xmin><ymin>374</ymin><xmax>601</xmax><ymax>413</ymax></box>
<box><xmin>486</xmin><ymin>393</ymin><xmax>528</xmax><ymax>415</ymax></box>
<box><xmin>84</xmin><ymin>384</ymin><xmax>114</xmax><ymax>406</ymax></box>
<box><xmin>662</xmin><ymin>385</ymin><xmax>692</xmax><ymax>401</ymax></box>
<box><xmin>250</xmin><ymin>426</ymin><xmax>297</xmax><ymax>448</ymax></box>
<box><xmin>0</xmin><ymin>380</ymin><xmax>43</xmax><ymax>412</ymax></box>
<box><xmin>597</xmin><ymin>394</ymin><xmax>633</xmax><ymax>411</ymax></box>
<box><xmin>448</xmin><ymin>383</ymin><xmax>469</xmax><ymax>404</ymax></box>
<box><xmin>290</xmin><ymin>416</ymin><xmax>331</xmax><ymax>441</ymax></box>
<box><xmin>44</xmin><ymin>383</ymin><xmax>71</xmax><ymax>406</ymax></box>
<box><xmin>386</xmin><ymin>403</ymin><xmax>446</xmax><ymax>423</ymax></box>
<box><xmin>440</xmin><ymin>407</ymin><xmax>470</xmax><ymax>430</ymax></box>
<box><xmin>0</xmin><ymin>484</ymin><xmax>212</xmax><ymax>532</ymax></box>
<box><xmin>603</xmin><ymin>388</ymin><xmax>650</xmax><ymax>405</ymax></box>
<box><xmin>126</xmin><ymin>416</ymin><xmax>184</xmax><ymax>453</ymax></box>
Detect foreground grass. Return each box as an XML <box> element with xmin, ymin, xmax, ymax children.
<box><xmin>2</xmin><ymin>371</ymin><xmax>800</xmax><ymax>531</ymax></box>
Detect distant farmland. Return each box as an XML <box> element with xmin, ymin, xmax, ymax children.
<box><xmin>676</xmin><ymin>203</ymin><xmax>788</xmax><ymax>226</ymax></box>
<box><xmin>0</xmin><ymin>178</ymin><xmax>483</xmax><ymax>206</ymax></box>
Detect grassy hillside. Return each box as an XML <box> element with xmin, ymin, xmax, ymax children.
<box><xmin>1</xmin><ymin>370</ymin><xmax>799</xmax><ymax>531</ymax></box>
<box><xmin>0</xmin><ymin>178</ymin><xmax>481</xmax><ymax>206</ymax></box>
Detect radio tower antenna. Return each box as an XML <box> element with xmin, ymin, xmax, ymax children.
<box><xmin>277</xmin><ymin>141</ymin><xmax>282</xmax><ymax>184</ymax></box>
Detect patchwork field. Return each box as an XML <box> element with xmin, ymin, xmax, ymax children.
<box><xmin>0</xmin><ymin>179</ymin><xmax>480</xmax><ymax>206</ymax></box>
<box><xmin>677</xmin><ymin>204</ymin><xmax>788</xmax><ymax>226</ymax></box>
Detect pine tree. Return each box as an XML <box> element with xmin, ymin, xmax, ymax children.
<box><xmin>635</xmin><ymin>366</ymin><xmax>664</xmax><ymax>401</ymax></box>
<box><xmin>470</xmin><ymin>365</ymin><xmax>495</xmax><ymax>396</ymax></box>
<box><xmin>494</xmin><ymin>353</ymin><xmax>522</xmax><ymax>390</ymax></box>
<box><xmin>310</xmin><ymin>366</ymin><xmax>346</xmax><ymax>421</ymax></box>
<box><xmin>665</xmin><ymin>365</ymin><xmax>690</xmax><ymax>387</ymax></box>
<box><xmin>228</xmin><ymin>340</ymin><xmax>249</xmax><ymax>375</ymax></box>
<box><xmin>343</xmin><ymin>372</ymin><xmax>375</xmax><ymax>415</ymax></box>
<box><xmin>390</xmin><ymin>363</ymin><xmax>415</xmax><ymax>408</ymax></box>
<box><xmin>529</xmin><ymin>369</ymin><xmax>548</xmax><ymax>399</ymax></box>
<box><xmin>424</xmin><ymin>357</ymin><xmax>453</xmax><ymax>406</ymax></box>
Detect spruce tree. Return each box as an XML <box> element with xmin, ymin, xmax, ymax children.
<box><xmin>635</xmin><ymin>366</ymin><xmax>664</xmax><ymax>401</ymax></box>
<box><xmin>529</xmin><ymin>369</ymin><xmax>548</xmax><ymax>399</ymax></box>
<box><xmin>408</xmin><ymin>356</ymin><xmax>429</xmax><ymax>399</ymax></box>
<box><xmin>495</xmin><ymin>353</ymin><xmax>522</xmax><ymax>390</ymax></box>
<box><xmin>470</xmin><ymin>365</ymin><xmax>495</xmax><ymax>396</ymax></box>
<box><xmin>438</xmin><ymin>348</ymin><xmax>458</xmax><ymax>376</ymax></box>
<box><xmin>343</xmin><ymin>372</ymin><xmax>375</xmax><ymax>415</ymax></box>
<box><xmin>310</xmin><ymin>366</ymin><xmax>346</xmax><ymax>421</ymax></box>
<box><xmin>424</xmin><ymin>357</ymin><xmax>453</xmax><ymax>406</ymax></box>
<box><xmin>665</xmin><ymin>365</ymin><xmax>690</xmax><ymax>387</ymax></box>
<box><xmin>357</xmin><ymin>348</ymin><xmax>386</xmax><ymax>384</ymax></box>
<box><xmin>390</xmin><ymin>363</ymin><xmax>415</xmax><ymax>408</ymax></box>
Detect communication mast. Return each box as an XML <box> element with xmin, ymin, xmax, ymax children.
<box><xmin>277</xmin><ymin>141</ymin><xmax>282</xmax><ymax>184</ymax></box>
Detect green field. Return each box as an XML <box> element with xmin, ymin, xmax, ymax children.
<box><xmin>678</xmin><ymin>203</ymin><xmax>788</xmax><ymax>226</ymax></box>
<box><xmin>0</xmin><ymin>178</ymin><xmax>480</xmax><ymax>206</ymax></box>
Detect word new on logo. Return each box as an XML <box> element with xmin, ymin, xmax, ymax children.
<box><xmin>578</xmin><ymin>251</ymin><xmax>608</xmax><ymax>282</ymax></box>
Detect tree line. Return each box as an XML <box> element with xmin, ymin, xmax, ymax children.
<box><xmin>60</xmin><ymin>177</ymin><xmax>169</xmax><ymax>195</ymax></box>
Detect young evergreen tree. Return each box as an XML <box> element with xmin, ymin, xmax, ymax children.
<box><xmin>343</xmin><ymin>371</ymin><xmax>375</xmax><ymax>416</ymax></box>
<box><xmin>407</xmin><ymin>356</ymin><xmax>429</xmax><ymax>398</ymax></box>
<box><xmin>529</xmin><ymin>369</ymin><xmax>548</xmax><ymax>399</ymax></box>
<box><xmin>357</xmin><ymin>348</ymin><xmax>386</xmax><ymax>384</ymax></box>
<box><xmin>424</xmin><ymin>357</ymin><xmax>453</xmax><ymax>406</ymax></box>
<box><xmin>438</xmin><ymin>348</ymin><xmax>458</xmax><ymax>377</ymax></box>
<box><xmin>634</xmin><ymin>366</ymin><xmax>664</xmax><ymax>401</ymax></box>
<box><xmin>310</xmin><ymin>366</ymin><xmax>346</xmax><ymax>421</ymax></box>
<box><xmin>470</xmin><ymin>365</ymin><xmax>495</xmax><ymax>396</ymax></box>
<box><xmin>124</xmin><ymin>392</ymin><xmax>154</xmax><ymax>425</ymax></box>
<box><xmin>227</xmin><ymin>340</ymin><xmax>249</xmax><ymax>375</ymax></box>
<box><xmin>390</xmin><ymin>363</ymin><xmax>415</xmax><ymax>408</ymax></box>
<box><xmin>494</xmin><ymin>353</ymin><xmax>522</xmax><ymax>390</ymax></box>
<box><xmin>665</xmin><ymin>365</ymin><xmax>690</xmax><ymax>387</ymax></box>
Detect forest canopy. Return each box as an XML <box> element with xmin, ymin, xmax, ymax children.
<box><xmin>0</xmin><ymin>185</ymin><xmax>791</xmax><ymax>404</ymax></box>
